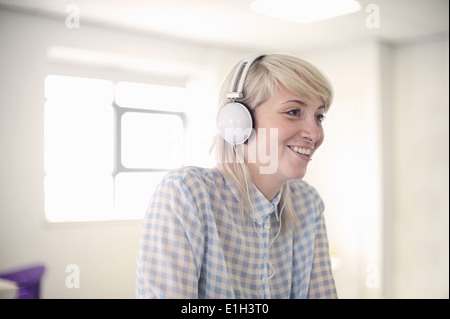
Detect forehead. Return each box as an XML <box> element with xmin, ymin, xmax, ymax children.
<box><xmin>274</xmin><ymin>85</ymin><xmax>324</xmax><ymax>109</ymax></box>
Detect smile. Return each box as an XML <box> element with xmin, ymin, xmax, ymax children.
<box><xmin>288</xmin><ymin>145</ymin><xmax>312</xmax><ymax>156</ymax></box>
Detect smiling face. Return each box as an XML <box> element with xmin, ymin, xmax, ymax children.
<box><xmin>245</xmin><ymin>85</ymin><xmax>326</xmax><ymax>195</ymax></box>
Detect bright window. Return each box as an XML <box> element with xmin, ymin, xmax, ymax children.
<box><xmin>44</xmin><ymin>75</ymin><xmax>186</xmax><ymax>222</ymax></box>
<box><xmin>120</xmin><ymin>112</ymin><xmax>184</xmax><ymax>169</ymax></box>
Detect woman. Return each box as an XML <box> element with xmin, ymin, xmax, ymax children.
<box><xmin>136</xmin><ymin>53</ymin><xmax>337</xmax><ymax>298</ymax></box>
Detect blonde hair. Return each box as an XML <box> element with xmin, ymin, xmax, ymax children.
<box><xmin>211</xmin><ymin>53</ymin><xmax>333</xmax><ymax>224</ymax></box>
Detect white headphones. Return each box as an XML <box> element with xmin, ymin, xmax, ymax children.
<box><xmin>217</xmin><ymin>54</ymin><xmax>265</xmax><ymax>145</ymax></box>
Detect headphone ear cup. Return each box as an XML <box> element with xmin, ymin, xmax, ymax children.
<box><xmin>217</xmin><ymin>102</ymin><xmax>253</xmax><ymax>145</ymax></box>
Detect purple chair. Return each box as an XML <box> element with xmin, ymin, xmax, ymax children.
<box><xmin>0</xmin><ymin>264</ymin><xmax>45</xmax><ymax>299</ymax></box>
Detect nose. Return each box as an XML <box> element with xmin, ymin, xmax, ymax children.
<box><xmin>301</xmin><ymin>118</ymin><xmax>321</xmax><ymax>145</ymax></box>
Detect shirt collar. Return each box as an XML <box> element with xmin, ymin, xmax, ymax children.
<box><xmin>220</xmin><ymin>169</ymin><xmax>282</xmax><ymax>225</ymax></box>
<box><xmin>249</xmin><ymin>185</ymin><xmax>282</xmax><ymax>225</ymax></box>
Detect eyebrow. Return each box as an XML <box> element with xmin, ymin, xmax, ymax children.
<box><xmin>282</xmin><ymin>99</ymin><xmax>326</xmax><ymax>110</ymax></box>
<box><xmin>282</xmin><ymin>99</ymin><xmax>306</xmax><ymax>106</ymax></box>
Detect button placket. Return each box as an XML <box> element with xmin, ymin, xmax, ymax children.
<box><xmin>260</xmin><ymin>215</ymin><xmax>272</xmax><ymax>298</ymax></box>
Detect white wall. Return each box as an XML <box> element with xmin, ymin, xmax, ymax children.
<box><xmin>1</xmin><ymin>7</ymin><xmax>448</xmax><ymax>299</ymax></box>
<box><xmin>390</xmin><ymin>37</ymin><xmax>449</xmax><ymax>298</ymax></box>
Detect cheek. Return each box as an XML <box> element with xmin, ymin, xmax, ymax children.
<box><xmin>317</xmin><ymin>128</ymin><xmax>325</xmax><ymax>147</ymax></box>
<box><xmin>253</xmin><ymin>120</ymin><xmax>285</xmax><ymax>151</ymax></box>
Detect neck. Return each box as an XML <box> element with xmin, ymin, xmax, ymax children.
<box><xmin>246</xmin><ymin>163</ymin><xmax>284</xmax><ymax>201</ymax></box>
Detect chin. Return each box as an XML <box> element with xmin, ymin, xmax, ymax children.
<box><xmin>292</xmin><ymin>172</ymin><xmax>307</xmax><ymax>180</ymax></box>
<box><xmin>282</xmin><ymin>167</ymin><xmax>307</xmax><ymax>181</ymax></box>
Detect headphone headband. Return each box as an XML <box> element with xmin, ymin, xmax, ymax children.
<box><xmin>226</xmin><ymin>53</ymin><xmax>265</xmax><ymax>100</ymax></box>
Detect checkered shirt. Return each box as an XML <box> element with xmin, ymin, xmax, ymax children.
<box><xmin>136</xmin><ymin>166</ymin><xmax>337</xmax><ymax>299</ymax></box>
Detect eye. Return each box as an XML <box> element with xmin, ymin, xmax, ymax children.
<box><xmin>286</xmin><ymin>109</ymin><xmax>302</xmax><ymax>117</ymax></box>
<box><xmin>316</xmin><ymin>114</ymin><xmax>326</xmax><ymax>123</ymax></box>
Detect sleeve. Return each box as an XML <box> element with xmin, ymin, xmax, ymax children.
<box><xmin>307</xmin><ymin>198</ymin><xmax>338</xmax><ymax>299</ymax></box>
<box><xmin>136</xmin><ymin>172</ymin><xmax>205</xmax><ymax>298</ymax></box>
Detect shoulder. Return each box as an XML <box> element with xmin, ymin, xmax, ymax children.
<box><xmin>288</xmin><ymin>179</ymin><xmax>321</xmax><ymax>197</ymax></box>
<box><xmin>288</xmin><ymin>179</ymin><xmax>324</xmax><ymax>212</ymax></box>
<box><xmin>148</xmin><ymin>167</ymin><xmax>221</xmax><ymax>216</ymax></box>
<box><xmin>158</xmin><ymin>166</ymin><xmax>222</xmax><ymax>194</ymax></box>
<box><xmin>162</xmin><ymin>166</ymin><xmax>220</xmax><ymax>183</ymax></box>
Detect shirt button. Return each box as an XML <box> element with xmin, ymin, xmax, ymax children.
<box><xmin>262</xmin><ymin>276</ymin><xmax>269</xmax><ymax>283</ymax></box>
<box><xmin>264</xmin><ymin>223</ymin><xmax>270</xmax><ymax>230</ymax></box>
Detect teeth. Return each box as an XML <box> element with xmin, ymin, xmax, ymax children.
<box><xmin>290</xmin><ymin>146</ymin><xmax>311</xmax><ymax>156</ymax></box>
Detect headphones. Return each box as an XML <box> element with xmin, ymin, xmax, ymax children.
<box><xmin>217</xmin><ymin>54</ymin><xmax>265</xmax><ymax>145</ymax></box>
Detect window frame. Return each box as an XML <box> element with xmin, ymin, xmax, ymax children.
<box><xmin>44</xmin><ymin>62</ymin><xmax>189</xmax><ymax>221</ymax></box>
<box><xmin>113</xmin><ymin>101</ymin><xmax>186</xmax><ymax>176</ymax></box>
<box><xmin>112</xmin><ymin>101</ymin><xmax>186</xmax><ymax>206</ymax></box>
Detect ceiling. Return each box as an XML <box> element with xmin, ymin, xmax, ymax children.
<box><xmin>0</xmin><ymin>0</ymin><xmax>448</xmax><ymax>52</ymax></box>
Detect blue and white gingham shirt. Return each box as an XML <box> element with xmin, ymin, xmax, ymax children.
<box><xmin>136</xmin><ymin>166</ymin><xmax>337</xmax><ymax>299</ymax></box>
